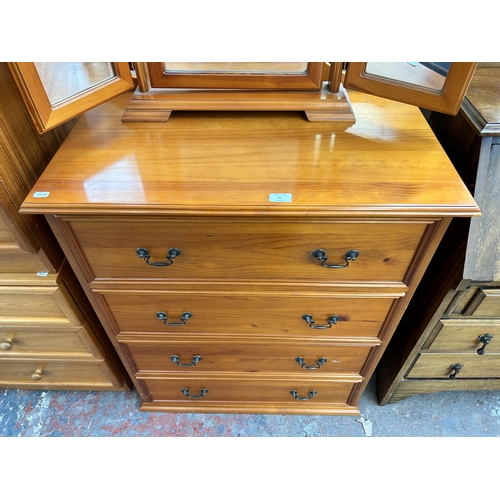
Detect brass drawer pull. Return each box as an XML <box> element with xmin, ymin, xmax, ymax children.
<box><xmin>295</xmin><ymin>357</ymin><xmax>327</xmax><ymax>369</ymax></box>
<box><xmin>0</xmin><ymin>337</ymin><xmax>14</xmax><ymax>350</ymax></box>
<box><xmin>290</xmin><ymin>390</ymin><xmax>317</xmax><ymax>400</ymax></box>
<box><xmin>136</xmin><ymin>247</ymin><xmax>181</xmax><ymax>266</ymax></box>
<box><xmin>171</xmin><ymin>354</ymin><xmax>202</xmax><ymax>367</ymax></box>
<box><xmin>302</xmin><ymin>314</ymin><xmax>339</xmax><ymax>329</ymax></box>
<box><xmin>476</xmin><ymin>334</ymin><xmax>493</xmax><ymax>355</ymax></box>
<box><xmin>181</xmin><ymin>388</ymin><xmax>208</xmax><ymax>399</ymax></box>
<box><xmin>449</xmin><ymin>363</ymin><xmax>463</xmax><ymax>379</ymax></box>
<box><xmin>157</xmin><ymin>311</ymin><xmax>192</xmax><ymax>326</ymax></box>
<box><xmin>312</xmin><ymin>249</ymin><xmax>359</xmax><ymax>268</ymax></box>
<box><xmin>31</xmin><ymin>368</ymin><xmax>43</xmax><ymax>381</ymax></box>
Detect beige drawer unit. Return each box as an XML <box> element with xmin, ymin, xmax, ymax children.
<box><xmin>0</xmin><ymin>63</ymin><xmax>131</xmax><ymax>392</ymax></box>
<box><xmin>377</xmin><ymin>67</ymin><xmax>500</xmax><ymax>404</ymax></box>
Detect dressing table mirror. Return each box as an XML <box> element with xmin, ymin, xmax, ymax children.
<box><xmin>8</xmin><ymin>61</ymin><xmax>477</xmax><ymax>131</ymax></box>
<box><xmin>7</xmin><ymin>62</ymin><xmax>134</xmax><ymax>133</ymax></box>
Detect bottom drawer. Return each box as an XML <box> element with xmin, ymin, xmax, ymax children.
<box><xmin>0</xmin><ymin>359</ymin><xmax>116</xmax><ymax>389</ymax></box>
<box><xmin>407</xmin><ymin>352</ymin><xmax>500</xmax><ymax>379</ymax></box>
<box><xmin>137</xmin><ymin>373</ymin><xmax>362</xmax><ymax>414</ymax></box>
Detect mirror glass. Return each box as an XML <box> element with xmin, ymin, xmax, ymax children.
<box><xmin>365</xmin><ymin>62</ymin><xmax>450</xmax><ymax>90</ymax></box>
<box><xmin>34</xmin><ymin>62</ymin><xmax>116</xmax><ymax>105</ymax></box>
<box><xmin>163</xmin><ymin>62</ymin><xmax>309</xmax><ymax>74</ymax></box>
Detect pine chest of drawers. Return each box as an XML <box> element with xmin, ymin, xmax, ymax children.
<box><xmin>21</xmin><ymin>91</ymin><xmax>479</xmax><ymax>414</ymax></box>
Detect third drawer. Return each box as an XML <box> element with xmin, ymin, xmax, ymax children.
<box><xmin>118</xmin><ymin>335</ymin><xmax>380</xmax><ymax>375</ymax></box>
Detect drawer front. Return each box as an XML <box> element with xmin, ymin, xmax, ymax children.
<box><xmin>407</xmin><ymin>353</ymin><xmax>500</xmax><ymax>379</ymax></box>
<box><xmin>0</xmin><ymin>325</ymin><xmax>93</xmax><ymax>356</ymax></box>
<box><xmin>102</xmin><ymin>291</ymin><xmax>395</xmax><ymax>339</ymax></box>
<box><xmin>138</xmin><ymin>374</ymin><xmax>360</xmax><ymax>405</ymax></box>
<box><xmin>121</xmin><ymin>337</ymin><xmax>376</xmax><ymax>375</ymax></box>
<box><xmin>426</xmin><ymin>319</ymin><xmax>500</xmax><ymax>353</ymax></box>
<box><xmin>0</xmin><ymin>286</ymin><xmax>69</xmax><ymax>323</ymax></box>
<box><xmin>0</xmin><ymin>359</ymin><xmax>113</xmax><ymax>385</ymax></box>
<box><xmin>68</xmin><ymin>218</ymin><xmax>428</xmax><ymax>282</ymax></box>
<box><xmin>465</xmin><ymin>289</ymin><xmax>500</xmax><ymax>317</ymax></box>
<box><xmin>0</xmin><ymin>218</ymin><xmax>13</xmax><ymax>243</ymax></box>
<box><xmin>0</xmin><ymin>252</ymin><xmax>49</xmax><ymax>273</ymax></box>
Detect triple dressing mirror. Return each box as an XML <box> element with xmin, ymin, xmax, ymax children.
<box><xmin>8</xmin><ymin>61</ymin><xmax>477</xmax><ymax>132</ymax></box>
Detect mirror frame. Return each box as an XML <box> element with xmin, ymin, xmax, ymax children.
<box><xmin>7</xmin><ymin>62</ymin><xmax>134</xmax><ymax>133</ymax></box>
<box><xmin>343</xmin><ymin>62</ymin><xmax>477</xmax><ymax>115</ymax></box>
<box><xmin>123</xmin><ymin>62</ymin><xmax>351</xmax><ymax>123</ymax></box>
<box><xmin>146</xmin><ymin>62</ymin><xmax>325</xmax><ymax>90</ymax></box>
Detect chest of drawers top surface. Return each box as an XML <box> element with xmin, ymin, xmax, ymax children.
<box><xmin>21</xmin><ymin>92</ymin><xmax>478</xmax><ymax>218</ymax></box>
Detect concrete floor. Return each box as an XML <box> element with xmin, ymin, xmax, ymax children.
<box><xmin>2</xmin><ymin>375</ymin><xmax>499</xmax><ymax>436</ymax></box>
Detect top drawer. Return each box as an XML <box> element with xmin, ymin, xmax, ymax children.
<box><xmin>66</xmin><ymin>218</ymin><xmax>428</xmax><ymax>283</ymax></box>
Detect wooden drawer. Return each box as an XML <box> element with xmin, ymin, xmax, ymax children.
<box><xmin>0</xmin><ymin>218</ymin><xmax>13</xmax><ymax>243</ymax></box>
<box><xmin>0</xmin><ymin>251</ymin><xmax>49</xmax><ymax>274</ymax></box>
<box><xmin>0</xmin><ymin>282</ymin><xmax>82</xmax><ymax>326</ymax></box>
<box><xmin>138</xmin><ymin>373</ymin><xmax>361</xmax><ymax>409</ymax></box>
<box><xmin>0</xmin><ymin>358</ymin><xmax>115</xmax><ymax>387</ymax></box>
<box><xmin>0</xmin><ymin>219</ymin><xmax>48</xmax><ymax>273</ymax></box>
<box><xmin>407</xmin><ymin>352</ymin><xmax>500</xmax><ymax>379</ymax></box>
<box><xmin>0</xmin><ymin>324</ymin><xmax>94</xmax><ymax>356</ymax></box>
<box><xmin>67</xmin><ymin>218</ymin><xmax>428</xmax><ymax>283</ymax></box>
<box><xmin>464</xmin><ymin>289</ymin><xmax>500</xmax><ymax>317</ymax></box>
<box><xmin>424</xmin><ymin>319</ymin><xmax>500</xmax><ymax>353</ymax></box>
<box><xmin>120</xmin><ymin>335</ymin><xmax>378</xmax><ymax>375</ymax></box>
<box><xmin>101</xmin><ymin>289</ymin><xmax>398</xmax><ymax>339</ymax></box>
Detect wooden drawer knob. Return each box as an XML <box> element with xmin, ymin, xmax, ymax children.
<box><xmin>0</xmin><ymin>337</ymin><xmax>13</xmax><ymax>350</ymax></box>
<box><xmin>31</xmin><ymin>368</ymin><xmax>43</xmax><ymax>381</ymax></box>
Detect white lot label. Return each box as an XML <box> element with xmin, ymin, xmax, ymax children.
<box><xmin>269</xmin><ymin>193</ymin><xmax>292</xmax><ymax>202</ymax></box>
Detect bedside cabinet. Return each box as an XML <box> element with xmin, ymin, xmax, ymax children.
<box><xmin>21</xmin><ymin>91</ymin><xmax>478</xmax><ymax>414</ymax></box>
<box><xmin>377</xmin><ymin>64</ymin><xmax>500</xmax><ymax>404</ymax></box>
<box><xmin>0</xmin><ymin>62</ymin><xmax>131</xmax><ymax>392</ymax></box>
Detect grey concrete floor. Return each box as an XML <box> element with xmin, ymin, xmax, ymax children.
<box><xmin>1</xmin><ymin>375</ymin><xmax>499</xmax><ymax>437</ymax></box>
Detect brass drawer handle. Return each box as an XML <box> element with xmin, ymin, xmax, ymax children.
<box><xmin>31</xmin><ymin>368</ymin><xmax>43</xmax><ymax>381</ymax></box>
<box><xmin>312</xmin><ymin>249</ymin><xmax>359</xmax><ymax>268</ymax></box>
<box><xmin>476</xmin><ymin>334</ymin><xmax>493</xmax><ymax>355</ymax></box>
<box><xmin>295</xmin><ymin>357</ymin><xmax>327</xmax><ymax>369</ymax></box>
<box><xmin>171</xmin><ymin>354</ymin><xmax>202</xmax><ymax>367</ymax></box>
<box><xmin>181</xmin><ymin>388</ymin><xmax>208</xmax><ymax>399</ymax></box>
<box><xmin>136</xmin><ymin>247</ymin><xmax>181</xmax><ymax>266</ymax></box>
<box><xmin>1</xmin><ymin>337</ymin><xmax>14</xmax><ymax>350</ymax></box>
<box><xmin>449</xmin><ymin>363</ymin><xmax>463</xmax><ymax>379</ymax></box>
<box><xmin>157</xmin><ymin>311</ymin><xmax>192</xmax><ymax>326</ymax></box>
<box><xmin>290</xmin><ymin>390</ymin><xmax>317</xmax><ymax>400</ymax></box>
<box><xmin>302</xmin><ymin>314</ymin><xmax>339</xmax><ymax>329</ymax></box>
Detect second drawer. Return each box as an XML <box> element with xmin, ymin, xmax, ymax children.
<box><xmin>100</xmin><ymin>290</ymin><xmax>398</xmax><ymax>339</ymax></box>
